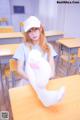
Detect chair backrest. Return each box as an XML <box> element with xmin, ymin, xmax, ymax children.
<box><xmin>0</xmin><ymin>17</ymin><xmax>8</xmax><ymax>25</ymax></box>
<box><xmin>19</xmin><ymin>22</ymin><xmax>24</xmax><ymax>27</ymax></box>
<box><xmin>9</xmin><ymin>59</ymin><xmax>17</xmax><ymax>72</ymax></box>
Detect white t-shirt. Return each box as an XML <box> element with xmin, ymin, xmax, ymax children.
<box><xmin>13</xmin><ymin>42</ymin><xmax>57</xmax><ymax>86</ymax></box>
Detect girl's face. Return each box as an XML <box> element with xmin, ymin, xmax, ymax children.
<box><xmin>28</xmin><ymin>28</ymin><xmax>40</xmax><ymax>41</ymax></box>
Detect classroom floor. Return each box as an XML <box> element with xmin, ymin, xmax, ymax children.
<box><xmin>0</xmin><ymin>42</ymin><xmax>79</xmax><ymax>120</ymax></box>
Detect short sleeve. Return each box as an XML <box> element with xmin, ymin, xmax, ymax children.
<box><xmin>13</xmin><ymin>44</ymin><xmax>25</xmax><ymax>62</ymax></box>
<box><xmin>48</xmin><ymin>44</ymin><xmax>57</xmax><ymax>57</ymax></box>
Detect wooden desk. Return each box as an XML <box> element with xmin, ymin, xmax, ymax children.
<box><xmin>45</xmin><ymin>31</ymin><xmax>64</xmax><ymax>42</ymax></box>
<box><xmin>0</xmin><ymin>31</ymin><xmax>64</xmax><ymax>44</ymax></box>
<box><xmin>9</xmin><ymin>75</ymin><xmax>80</xmax><ymax>120</ymax></box>
<box><xmin>0</xmin><ymin>26</ymin><xmax>14</xmax><ymax>33</ymax></box>
<box><xmin>0</xmin><ymin>43</ymin><xmax>19</xmax><ymax>66</ymax></box>
<box><xmin>0</xmin><ymin>32</ymin><xmax>23</xmax><ymax>44</ymax></box>
<box><xmin>0</xmin><ymin>44</ymin><xmax>20</xmax><ymax>88</ymax></box>
<box><xmin>58</xmin><ymin>38</ymin><xmax>80</xmax><ymax>75</ymax></box>
<box><xmin>0</xmin><ymin>44</ymin><xmax>19</xmax><ymax>57</ymax></box>
<box><xmin>58</xmin><ymin>38</ymin><xmax>80</xmax><ymax>48</ymax></box>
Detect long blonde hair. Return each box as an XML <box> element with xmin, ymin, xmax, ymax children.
<box><xmin>23</xmin><ymin>25</ymin><xmax>50</xmax><ymax>58</ymax></box>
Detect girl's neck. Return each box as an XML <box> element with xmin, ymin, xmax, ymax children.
<box><xmin>32</xmin><ymin>40</ymin><xmax>39</xmax><ymax>45</ymax></box>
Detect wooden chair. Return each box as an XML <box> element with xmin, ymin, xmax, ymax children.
<box><xmin>0</xmin><ymin>17</ymin><xmax>8</xmax><ymax>25</ymax></box>
<box><xmin>4</xmin><ymin>59</ymin><xmax>20</xmax><ymax>88</ymax></box>
<box><xmin>1</xmin><ymin>17</ymin><xmax>8</xmax><ymax>25</ymax></box>
<box><xmin>19</xmin><ymin>22</ymin><xmax>24</xmax><ymax>32</ymax></box>
<box><xmin>9</xmin><ymin>59</ymin><xmax>17</xmax><ymax>87</ymax></box>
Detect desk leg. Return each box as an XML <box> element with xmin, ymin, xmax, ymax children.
<box><xmin>66</xmin><ymin>48</ymin><xmax>71</xmax><ymax>76</ymax></box>
<box><xmin>0</xmin><ymin>64</ymin><xmax>5</xmax><ymax>109</ymax></box>
<box><xmin>55</xmin><ymin>43</ymin><xmax>62</xmax><ymax>75</ymax></box>
<box><xmin>75</xmin><ymin>53</ymin><xmax>80</xmax><ymax>74</ymax></box>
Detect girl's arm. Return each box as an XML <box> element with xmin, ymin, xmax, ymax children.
<box><xmin>17</xmin><ymin>60</ymin><xmax>29</xmax><ymax>80</ymax></box>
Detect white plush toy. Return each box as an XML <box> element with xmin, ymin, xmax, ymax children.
<box><xmin>26</xmin><ymin>49</ymin><xmax>65</xmax><ymax>107</ymax></box>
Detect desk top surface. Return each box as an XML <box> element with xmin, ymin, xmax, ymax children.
<box><xmin>0</xmin><ymin>31</ymin><xmax>64</xmax><ymax>39</ymax></box>
<box><xmin>0</xmin><ymin>26</ymin><xmax>13</xmax><ymax>28</ymax></box>
<box><xmin>58</xmin><ymin>38</ymin><xmax>80</xmax><ymax>48</ymax></box>
<box><xmin>0</xmin><ymin>32</ymin><xmax>23</xmax><ymax>38</ymax></box>
<box><xmin>0</xmin><ymin>43</ymin><xmax>19</xmax><ymax>56</ymax></box>
<box><xmin>9</xmin><ymin>75</ymin><xmax>80</xmax><ymax>120</ymax></box>
<box><xmin>0</xmin><ymin>26</ymin><xmax>14</xmax><ymax>33</ymax></box>
<box><xmin>45</xmin><ymin>31</ymin><xmax>64</xmax><ymax>36</ymax></box>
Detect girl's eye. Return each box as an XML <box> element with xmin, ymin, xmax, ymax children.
<box><xmin>34</xmin><ymin>28</ymin><xmax>39</xmax><ymax>30</ymax></box>
<box><xmin>28</xmin><ymin>30</ymin><xmax>32</xmax><ymax>33</ymax></box>
<box><xmin>28</xmin><ymin>28</ymin><xmax>39</xmax><ymax>33</ymax></box>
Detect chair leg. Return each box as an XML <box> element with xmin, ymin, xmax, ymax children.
<box><xmin>11</xmin><ymin>72</ymin><xmax>16</xmax><ymax>87</ymax></box>
<box><xmin>5</xmin><ymin>76</ymin><xmax>9</xmax><ymax>89</ymax></box>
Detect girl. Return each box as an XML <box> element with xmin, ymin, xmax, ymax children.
<box><xmin>13</xmin><ymin>16</ymin><xmax>57</xmax><ymax>85</ymax></box>
<box><xmin>13</xmin><ymin>16</ymin><xmax>65</xmax><ymax>107</ymax></box>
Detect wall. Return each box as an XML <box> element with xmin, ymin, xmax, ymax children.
<box><xmin>0</xmin><ymin>0</ymin><xmax>80</xmax><ymax>37</ymax></box>
<box><xmin>0</xmin><ymin>0</ymin><xmax>39</xmax><ymax>31</ymax></box>
<box><xmin>64</xmin><ymin>4</ymin><xmax>80</xmax><ymax>37</ymax></box>
<box><xmin>0</xmin><ymin>0</ymin><xmax>12</xmax><ymax>25</ymax></box>
<box><xmin>38</xmin><ymin>0</ymin><xmax>57</xmax><ymax>30</ymax></box>
<box><xmin>11</xmin><ymin>0</ymin><xmax>39</xmax><ymax>31</ymax></box>
<box><xmin>57</xmin><ymin>2</ymin><xmax>80</xmax><ymax>37</ymax></box>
